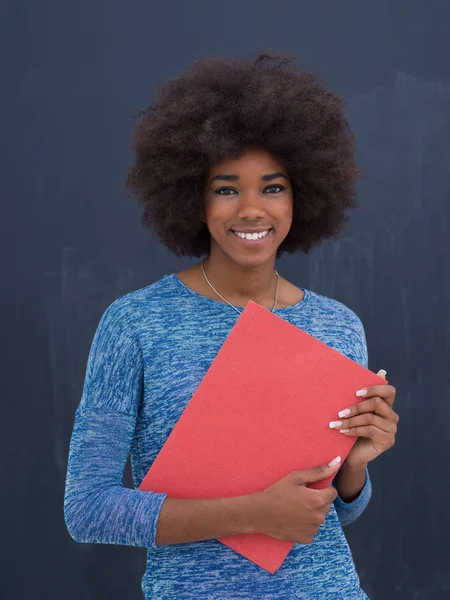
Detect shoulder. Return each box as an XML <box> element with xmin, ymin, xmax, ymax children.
<box><xmin>303</xmin><ymin>289</ymin><xmax>368</xmax><ymax>368</ymax></box>
<box><xmin>104</xmin><ymin>274</ymin><xmax>177</xmax><ymax>315</ymax></box>
<box><xmin>307</xmin><ymin>289</ymin><xmax>365</xmax><ymax>328</ymax></box>
<box><xmin>95</xmin><ymin>274</ymin><xmax>178</xmax><ymax>336</ymax></box>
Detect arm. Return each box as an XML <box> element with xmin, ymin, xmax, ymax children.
<box><xmin>155</xmin><ymin>494</ymin><xmax>257</xmax><ymax>545</ymax></box>
<box><xmin>64</xmin><ymin>299</ymin><xmax>257</xmax><ymax>547</ymax></box>
<box><xmin>63</xmin><ymin>300</ymin><xmax>168</xmax><ymax>547</ymax></box>
<box><xmin>65</xmin><ymin>407</ymin><xmax>257</xmax><ymax>546</ymax></box>
<box><xmin>64</xmin><ymin>407</ymin><xmax>168</xmax><ymax>547</ymax></box>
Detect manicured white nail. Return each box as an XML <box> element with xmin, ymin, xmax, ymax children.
<box><xmin>328</xmin><ymin>456</ymin><xmax>341</xmax><ymax>467</ymax></box>
<box><xmin>356</xmin><ymin>389</ymin><xmax>367</xmax><ymax>397</ymax></box>
<box><xmin>339</xmin><ymin>429</ymin><xmax>350</xmax><ymax>433</ymax></box>
<box><xmin>378</xmin><ymin>369</ymin><xmax>387</xmax><ymax>378</ymax></box>
<box><xmin>329</xmin><ymin>420</ymin><xmax>343</xmax><ymax>429</ymax></box>
<box><xmin>338</xmin><ymin>409</ymin><xmax>351</xmax><ymax>418</ymax></box>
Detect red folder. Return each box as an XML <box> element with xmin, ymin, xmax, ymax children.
<box><xmin>139</xmin><ymin>300</ymin><xmax>385</xmax><ymax>573</ymax></box>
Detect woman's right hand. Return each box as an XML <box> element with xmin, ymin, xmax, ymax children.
<box><xmin>250</xmin><ymin>460</ymin><xmax>341</xmax><ymax>544</ymax></box>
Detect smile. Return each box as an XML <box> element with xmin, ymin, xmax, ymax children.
<box><xmin>232</xmin><ymin>229</ymin><xmax>271</xmax><ymax>240</ymax></box>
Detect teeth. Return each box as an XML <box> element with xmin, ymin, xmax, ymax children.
<box><xmin>234</xmin><ymin>230</ymin><xmax>270</xmax><ymax>240</ymax></box>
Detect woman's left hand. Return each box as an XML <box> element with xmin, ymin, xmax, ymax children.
<box><xmin>329</xmin><ymin>370</ymin><xmax>399</xmax><ymax>468</ymax></box>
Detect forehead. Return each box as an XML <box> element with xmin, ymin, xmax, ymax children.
<box><xmin>208</xmin><ymin>147</ymin><xmax>287</xmax><ymax>175</ymax></box>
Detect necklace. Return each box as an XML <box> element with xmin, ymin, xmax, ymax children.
<box><xmin>201</xmin><ymin>259</ymin><xmax>279</xmax><ymax>315</ymax></box>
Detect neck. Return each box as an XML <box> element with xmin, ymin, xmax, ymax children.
<box><xmin>201</xmin><ymin>253</ymin><xmax>278</xmax><ymax>308</ymax></box>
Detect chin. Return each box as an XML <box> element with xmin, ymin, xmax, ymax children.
<box><xmin>225</xmin><ymin>250</ymin><xmax>277</xmax><ymax>269</ymax></box>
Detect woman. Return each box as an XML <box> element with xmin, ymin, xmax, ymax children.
<box><xmin>64</xmin><ymin>52</ymin><xmax>399</xmax><ymax>599</ymax></box>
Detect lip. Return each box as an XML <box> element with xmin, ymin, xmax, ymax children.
<box><xmin>230</xmin><ymin>228</ymin><xmax>274</xmax><ymax>246</ymax></box>
<box><xmin>231</xmin><ymin>228</ymin><xmax>273</xmax><ymax>233</ymax></box>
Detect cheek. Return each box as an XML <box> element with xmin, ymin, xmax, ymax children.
<box><xmin>278</xmin><ymin>197</ymin><xmax>293</xmax><ymax>228</ymax></box>
<box><xmin>204</xmin><ymin>197</ymin><xmax>231</xmax><ymax>227</ymax></box>
<box><xmin>203</xmin><ymin>205</ymin><xmax>216</xmax><ymax>228</ymax></box>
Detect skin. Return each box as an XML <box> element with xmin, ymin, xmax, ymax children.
<box><xmin>177</xmin><ymin>146</ymin><xmax>304</xmax><ymax>310</ymax></box>
<box><xmin>177</xmin><ymin>146</ymin><xmax>399</xmax><ymax>504</ymax></box>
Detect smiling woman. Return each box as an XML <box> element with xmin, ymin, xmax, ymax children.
<box><xmin>204</xmin><ymin>150</ymin><xmax>292</xmax><ymax>254</ymax></box>
<box><xmin>64</xmin><ymin>51</ymin><xmax>398</xmax><ymax>600</ymax></box>
<box><xmin>126</xmin><ymin>53</ymin><xmax>359</xmax><ymax>261</ymax></box>
<box><xmin>198</xmin><ymin>147</ymin><xmax>294</xmax><ymax>303</ymax></box>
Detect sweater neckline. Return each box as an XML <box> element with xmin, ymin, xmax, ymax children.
<box><xmin>167</xmin><ymin>273</ymin><xmax>311</xmax><ymax>314</ymax></box>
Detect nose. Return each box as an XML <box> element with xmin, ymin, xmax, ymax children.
<box><xmin>236</xmin><ymin>191</ymin><xmax>266</xmax><ymax>221</ymax></box>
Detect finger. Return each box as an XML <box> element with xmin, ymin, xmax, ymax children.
<box><xmin>310</xmin><ymin>485</ymin><xmax>338</xmax><ymax>506</ymax></box>
<box><xmin>377</xmin><ymin>370</ymin><xmax>390</xmax><ymax>386</ymax></box>
<box><xmin>339</xmin><ymin>426</ymin><xmax>396</xmax><ymax>448</ymax></box>
<box><xmin>355</xmin><ymin>384</ymin><xmax>397</xmax><ymax>407</ymax></box>
<box><xmin>322</xmin><ymin>486</ymin><xmax>338</xmax><ymax>505</ymax></box>
<box><xmin>332</xmin><ymin>412</ymin><xmax>397</xmax><ymax>434</ymax></box>
<box><xmin>337</xmin><ymin>396</ymin><xmax>398</xmax><ymax>421</ymax></box>
<box><xmin>294</xmin><ymin>457</ymin><xmax>342</xmax><ymax>485</ymax></box>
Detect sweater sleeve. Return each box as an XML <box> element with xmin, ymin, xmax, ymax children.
<box><xmin>333</xmin><ymin>312</ymin><xmax>372</xmax><ymax>525</ymax></box>
<box><xmin>332</xmin><ymin>467</ymin><xmax>372</xmax><ymax>526</ymax></box>
<box><xmin>63</xmin><ymin>299</ymin><xmax>168</xmax><ymax>548</ymax></box>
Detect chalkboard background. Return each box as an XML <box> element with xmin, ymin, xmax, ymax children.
<box><xmin>2</xmin><ymin>1</ymin><xmax>449</xmax><ymax>598</ymax></box>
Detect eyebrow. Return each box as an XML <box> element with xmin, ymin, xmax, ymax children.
<box><xmin>209</xmin><ymin>172</ymin><xmax>289</xmax><ymax>184</ymax></box>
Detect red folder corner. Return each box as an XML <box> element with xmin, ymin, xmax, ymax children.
<box><xmin>139</xmin><ymin>300</ymin><xmax>385</xmax><ymax>573</ymax></box>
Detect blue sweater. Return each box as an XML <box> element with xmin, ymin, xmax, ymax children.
<box><xmin>64</xmin><ymin>273</ymin><xmax>372</xmax><ymax>599</ymax></box>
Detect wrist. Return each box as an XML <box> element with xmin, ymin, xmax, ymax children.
<box><xmin>335</xmin><ymin>462</ymin><xmax>367</xmax><ymax>503</ymax></box>
<box><xmin>341</xmin><ymin>460</ymin><xmax>368</xmax><ymax>474</ymax></box>
<box><xmin>237</xmin><ymin>492</ymin><xmax>266</xmax><ymax>535</ymax></box>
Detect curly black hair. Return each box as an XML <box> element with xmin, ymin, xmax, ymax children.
<box><xmin>125</xmin><ymin>52</ymin><xmax>359</xmax><ymax>257</ymax></box>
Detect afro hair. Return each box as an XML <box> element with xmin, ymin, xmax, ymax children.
<box><xmin>125</xmin><ymin>52</ymin><xmax>360</xmax><ymax>257</ymax></box>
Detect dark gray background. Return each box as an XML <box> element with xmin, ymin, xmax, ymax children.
<box><xmin>2</xmin><ymin>0</ymin><xmax>449</xmax><ymax>598</ymax></box>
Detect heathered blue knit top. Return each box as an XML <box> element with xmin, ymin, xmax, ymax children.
<box><xmin>64</xmin><ymin>273</ymin><xmax>372</xmax><ymax>600</ymax></box>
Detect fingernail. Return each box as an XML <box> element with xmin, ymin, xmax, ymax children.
<box><xmin>339</xmin><ymin>429</ymin><xmax>350</xmax><ymax>433</ymax></box>
<box><xmin>378</xmin><ymin>369</ymin><xmax>387</xmax><ymax>378</ymax></box>
<box><xmin>356</xmin><ymin>389</ymin><xmax>367</xmax><ymax>397</ymax></box>
<box><xmin>328</xmin><ymin>456</ymin><xmax>341</xmax><ymax>467</ymax></box>
<box><xmin>329</xmin><ymin>420</ymin><xmax>343</xmax><ymax>429</ymax></box>
<box><xmin>338</xmin><ymin>408</ymin><xmax>351</xmax><ymax>418</ymax></box>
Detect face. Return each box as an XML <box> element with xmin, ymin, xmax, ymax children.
<box><xmin>202</xmin><ymin>147</ymin><xmax>293</xmax><ymax>267</ymax></box>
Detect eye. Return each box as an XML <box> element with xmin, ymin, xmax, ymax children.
<box><xmin>215</xmin><ymin>187</ymin><xmax>237</xmax><ymax>195</ymax></box>
<box><xmin>264</xmin><ymin>184</ymin><xmax>286</xmax><ymax>193</ymax></box>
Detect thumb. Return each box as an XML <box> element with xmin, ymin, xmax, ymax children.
<box><xmin>294</xmin><ymin>456</ymin><xmax>342</xmax><ymax>485</ymax></box>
